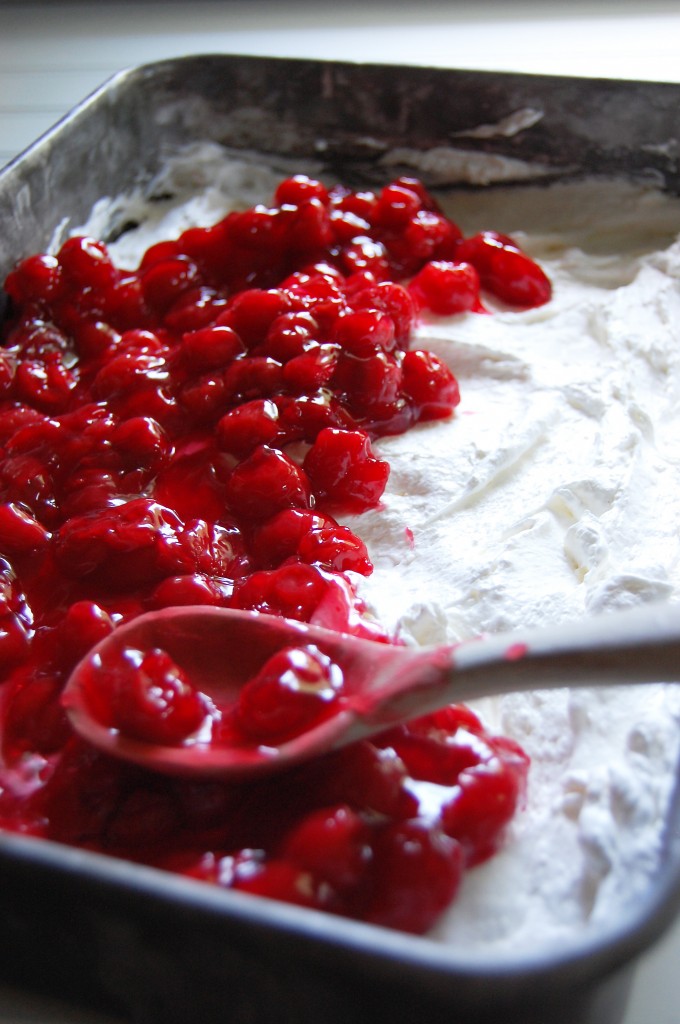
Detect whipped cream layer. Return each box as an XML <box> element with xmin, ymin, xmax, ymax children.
<box><xmin>77</xmin><ymin>152</ymin><xmax>680</xmax><ymax>955</ymax></box>
<box><xmin>358</xmin><ymin>185</ymin><xmax>680</xmax><ymax>953</ymax></box>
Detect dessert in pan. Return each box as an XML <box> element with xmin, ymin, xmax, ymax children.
<box><xmin>1</xmin><ymin>55</ymin><xmax>680</xmax><ymax>1024</ymax></box>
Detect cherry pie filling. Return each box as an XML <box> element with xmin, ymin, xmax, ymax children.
<box><xmin>0</xmin><ymin>174</ymin><xmax>550</xmax><ymax>933</ymax></box>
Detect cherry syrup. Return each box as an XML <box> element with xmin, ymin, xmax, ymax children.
<box><xmin>0</xmin><ymin>174</ymin><xmax>546</xmax><ymax>933</ymax></box>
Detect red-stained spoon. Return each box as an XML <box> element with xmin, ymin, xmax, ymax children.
<box><xmin>62</xmin><ymin>601</ymin><xmax>680</xmax><ymax>779</ymax></box>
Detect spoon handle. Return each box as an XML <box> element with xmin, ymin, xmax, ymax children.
<box><xmin>453</xmin><ymin>599</ymin><xmax>680</xmax><ymax>692</ymax></box>
<box><xmin>350</xmin><ymin>601</ymin><xmax>680</xmax><ymax>734</ymax></box>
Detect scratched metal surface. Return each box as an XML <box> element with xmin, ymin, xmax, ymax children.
<box><xmin>2</xmin><ymin>7</ymin><xmax>680</xmax><ymax>1024</ymax></box>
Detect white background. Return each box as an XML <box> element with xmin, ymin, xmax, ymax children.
<box><xmin>2</xmin><ymin>3</ymin><xmax>680</xmax><ymax>1022</ymax></box>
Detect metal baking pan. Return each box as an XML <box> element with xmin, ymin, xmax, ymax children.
<box><xmin>2</xmin><ymin>54</ymin><xmax>680</xmax><ymax>1024</ymax></box>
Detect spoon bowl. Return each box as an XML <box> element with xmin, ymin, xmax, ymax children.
<box><xmin>62</xmin><ymin>601</ymin><xmax>680</xmax><ymax>778</ymax></box>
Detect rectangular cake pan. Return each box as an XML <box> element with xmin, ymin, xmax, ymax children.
<box><xmin>2</xmin><ymin>54</ymin><xmax>680</xmax><ymax>1024</ymax></box>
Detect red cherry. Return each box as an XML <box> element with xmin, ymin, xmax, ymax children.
<box><xmin>85</xmin><ymin>645</ymin><xmax>209</xmax><ymax>746</ymax></box>
<box><xmin>297</xmin><ymin>523</ymin><xmax>373</xmax><ymax>576</ymax></box>
<box><xmin>408</xmin><ymin>260</ymin><xmax>484</xmax><ymax>315</ymax></box>
<box><xmin>304</xmin><ymin>427</ymin><xmax>389</xmax><ymax>513</ymax></box>
<box><xmin>57</xmin><ymin>236</ymin><xmax>119</xmax><ymax>290</ymax></box>
<box><xmin>400</xmin><ymin>349</ymin><xmax>461</xmax><ymax>421</ymax></box>
<box><xmin>225</xmin><ymin>445</ymin><xmax>312</xmax><ymax>522</ymax></box>
<box><xmin>441</xmin><ymin>738</ymin><xmax>529</xmax><ymax>866</ymax></box>
<box><xmin>283</xmin><ymin>803</ymin><xmax>371</xmax><ymax>889</ymax></box>
<box><xmin>237</xmin><ymin>644</ymin><xmax>343</xmax><ymax>741</ymax></box>
<box><xmin>365</xmin><ymin>820</ymin><xmax>463</xmax><ymax>933</ymax></box>
<box><xmin>230</xmin><ymin>562</ymin><xmax>332</xmax><ymax>622</ymax></box>
<box><xmin>456</xmin><ymin>231</ymin><xmax>552</xmax><ymax>307</ymax></box>
<box><xmin>370</xmin><ymin>183</ymin><xmax>422</xmax><ymax>230</ymax></box>
<box><xmin>179</xmin><ymin>324</ymin><xmax>244</xmax><ymax>370</ymax></box>
<box><xmin>0</xmin><ymin>502</ymin><xmax>50</xmax><ymax>554</ymax></box>
<box><xmin>274</xmin><ymin>175</ymin><xmax>329</xmax><ymax>207</ymax></box>
<box><xmin>216</xmin><ymin>398</ymin><xmax>281</xmax><ymax>458</ymax></box>
<box><xmin>4</xmin><ymin>253</ymin><xmax>63</xmax><ymax>305</ymax></box>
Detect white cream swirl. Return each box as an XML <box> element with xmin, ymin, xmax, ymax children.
<box><xmin>346</xmin><ymin>184</ymin><xmax>680</xmax><ymax>951</ymax></box>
